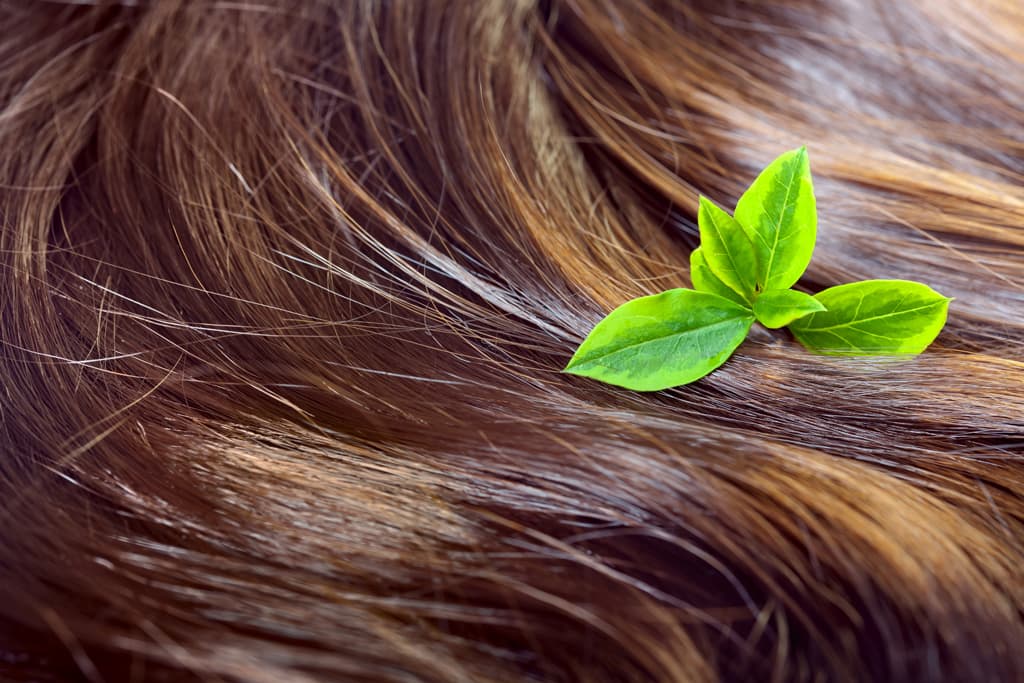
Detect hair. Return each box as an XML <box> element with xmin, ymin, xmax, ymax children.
<box><xmin>1</xmin><ymin>1</ymin><xmax>1022</xmax><ymax>681</ymax></box>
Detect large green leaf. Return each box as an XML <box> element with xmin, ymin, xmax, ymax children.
<box><xmin>564</xmin><ymin>289</ymin><xmax>754</xmax><ymax>391</ymax></box>
<box><xmin>697</xmin><ymin>196</ymin><xmax>758</xmax><ymax>302</ymax></box>
<box><xmin>753</xmin><ymin>289</ymin><xmax>825</xmax><ymax>329</ymax></box>
<box><xmin>690</xmin><ymin>247</ymin><xmax>749</xmax><ymax>307</ymax></box>
<box><xmin>734</xmin><ymin>147</ymin><xmax>816</xmax><ymax>291</ymax></box>
<box><xmin>789</xmin><ymin>280</ymin><xmax>951</xmax><ymax>355</ymax></box>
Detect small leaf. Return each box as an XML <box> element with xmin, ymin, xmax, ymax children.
<box><xmin>698</xmin><ymin>196</ymin><xmax>758</xmax><ymax>302</ymax></box>
<box><xmin>789</xmin><ymin>280</ymin><xmax>951</xmax><ymax>355</ymax></box>
<box><xmin>564</xmin><ymin>289</ymin><xmax>754</xmax><ymax>391</ymax></box>
<box><xmin>734</xmin><ymin>147</ymin><xmax>816</xmax><ymax>291</ymax></box>
<box><xmin>690</xmin><ymin>247</ymin><xmax>750</xmax><ymax>308</ymax></box>
<box><xmin>753</xmin><ymin>289</ymin><xmax>826</xmax><ymax>329</ymax></box>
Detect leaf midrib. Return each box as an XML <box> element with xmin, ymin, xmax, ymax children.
<box><xmin>796</xmin><ymin>300</ymin><xmax>944</xmax><ymax>333</ymax></box>
<box><xmin>761</xmin><ymin>159</ymin><xmax>800</xmax><ymax>286</ymax></box>
<box><xmin>708</xmin><ymin>208</ymin><xmax>751</xmax><ymax>295</ymax></box>
<box><xmin>572</xmin><ymin>315</ymin><xmax>751</xmax><ymax>366</ymax></box>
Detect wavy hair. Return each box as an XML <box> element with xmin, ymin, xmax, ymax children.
<box><xmin>1</xmin><ymin>1</ymin><xmax>1022</xmax><ymax>680</ymax></box>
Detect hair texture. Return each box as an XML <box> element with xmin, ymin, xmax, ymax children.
<box><xmin>1</xmin><ymin>1</ymin><xmax>1023</xmax><ymax>681</ymax></box>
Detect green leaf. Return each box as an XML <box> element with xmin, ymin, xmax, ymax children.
<box><xmin>697</xmin><ymin>196</ymin><xmax>758</xmax><ymax>302</ymax></box>
<box><xmin>753</xmin><ymin>289</ymin><xmax>826</xmax><ymax>329</ymax></box>
<box><xmin>734</xmin><ymin>147</ymin><xmax>816</xmax><ymax>291</ymax></box>
<box><xmin>564</xmin><ymin>289</ymin><xmax>754</xmax><ymax>391</ymax></box>
<box><xmin>690</xmin><ymin>247</ymin><xmax>750</xmax><ymax>308</ymax></box>
<box><xmin>789</xmin><ymin>280</ymin><xmax>951</xmax><ymax>355</ymax></box>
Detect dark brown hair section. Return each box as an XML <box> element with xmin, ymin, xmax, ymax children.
<box><xmin>1</xmin><ymin>1</ymin><xmax>1022</xmax><ymax>681</ymax></box>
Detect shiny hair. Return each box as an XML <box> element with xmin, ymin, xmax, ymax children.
<box><xmin>1</xmin><ymin>1</ymin><xmax>1022</xmax><ymax>680</ymax></box>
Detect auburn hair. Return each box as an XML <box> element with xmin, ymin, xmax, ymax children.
<box><xmin>1</xmin><ymin>1</ymin><xmax>1022</xmax><ymax>681</ymax></box>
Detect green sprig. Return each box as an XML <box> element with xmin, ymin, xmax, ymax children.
<box><xmin>564</xmin><ymin>147</ymin><xmax>952</xmax><ymax>391</ymax></box>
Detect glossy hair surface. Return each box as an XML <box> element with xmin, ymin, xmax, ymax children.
<box><xmin>1</xmin><ymin>1</ymin><xmax>1022</xmax><ymax>681</ymax></box>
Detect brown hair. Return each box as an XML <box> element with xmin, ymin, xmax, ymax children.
<box><xmin>1</xmin><ymin>1</ymin><xmax>1022</xmax><ymax>680</ymax></box>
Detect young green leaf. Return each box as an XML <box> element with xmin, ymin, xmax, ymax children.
<box><xmin>697</xmin><ymin>196</ymin><xmax>758</xmax><ymax>302</ymax></box>
<box><xmin>753</xmin><ymin>289</ymin><xmax>826</xmax><ymax>329</ymax></box>
<box><xmin>564</xmin><ymin>289</ymin><xmax>754</xmax><ymax>391</ymax></box>
<box><xmin>734</xmin><ymin>147</ymin><xmax>816</xmax><ymax>291</ymax></box>
<box><xmin>789</xmin><ymin>280</ymin><xmax>951</xmax><ymax>355</ymax></box>
<box><xmin>690</xmin><ymin>247</ymin><xmax>750</xmax><ymax>308</ymax></box>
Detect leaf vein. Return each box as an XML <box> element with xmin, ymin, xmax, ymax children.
<box><xmin>574</xmin><ymin>316</ymin><xmax>749</xmax><ymax>366</ymax></box>
<box><xmin>798</xmin><ymin>300</ymin><xmax>943</xmax><ymax>332</ymax></box>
